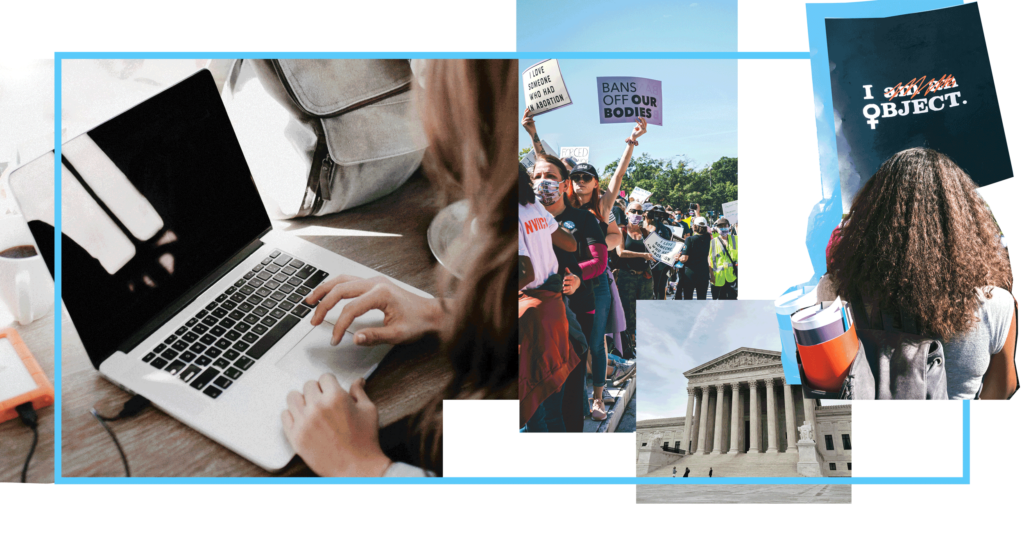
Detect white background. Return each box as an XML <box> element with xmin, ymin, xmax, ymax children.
<box><xmin>1</xmin><ymin>1</ymin><xmax>1022</xmax><ymax>534</ymax></box>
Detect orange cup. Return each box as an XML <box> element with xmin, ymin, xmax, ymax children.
<box><xmin>797</xmin><ymin>324</ymin><xmax>859</xmax><ymax>392</ymax></box>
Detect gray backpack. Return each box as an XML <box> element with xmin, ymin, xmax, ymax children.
<box><xmin>840</xmin><ymin>300</ymin><xmax>949</xmax><ymax>400</ymax></box>
<box><xmin>227</xmin><ymin>59</ymin><xmax>428</xmax><ymax>218</ymax></box>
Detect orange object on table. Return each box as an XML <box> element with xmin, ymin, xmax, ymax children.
<box><xmin>0</xmin><ymin>327</ymin><xmax>54</xmax><ymax>423</ymax></box>
<box><xmin>797</xmin><ymin>323</ymin><xmax>859</xmax><ymax>392</ymax></box>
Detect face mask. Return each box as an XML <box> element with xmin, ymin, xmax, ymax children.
<box><xmin>533</xmin><ymin>179</ymin><xmax>561</xmax><ymax>206</ymax></box>
<box><xmin>627</xmin><ymin>213</ymin><xmax>644</xmax><ymax>225</ymax></box>
<box><xmin>718</xmin><ymin>227</ymin><xmax>730</xmax><ymax>235</ymax></box>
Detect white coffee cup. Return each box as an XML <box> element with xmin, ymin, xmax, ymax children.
<box><xmin>0</xmin><ymin>216</ymin><xmax>54</xmax><ymax>325</ymax></box>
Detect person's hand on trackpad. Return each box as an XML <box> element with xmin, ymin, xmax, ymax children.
<box><xmin>305</xmin><ymin>275</ymin><xmax>442</xmax><ymax>347</ymax></box>
<box><xmin>281</xmin><ymin>374</ymin><xmax>392</xmax><ymax>477</ymax></box>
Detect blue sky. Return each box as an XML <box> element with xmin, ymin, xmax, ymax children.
<box><xmin>635</xmin><ymin>300</ymin><xmax>780</xmax><ymax>422</ymax></box>
<box><xmin>518</xmin><ymin>59</ymin><xmax>737</xmax><ymax>173</ymax></box>
<box><xmin>517</xmin><ymin>0</ymin><xmax>738</xmax><ymax>52</ymax></box>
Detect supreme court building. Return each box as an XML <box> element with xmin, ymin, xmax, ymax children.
<box><xmin>637</xmin><ymin>348</ymin><xmax>852</xmax><ymax>477</ymax></box>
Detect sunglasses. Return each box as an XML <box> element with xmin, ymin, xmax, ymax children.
<box><xmin>627</xmin><ymin>209</ymin><xmax>643</xmax><ymax>214</ymax></box>
<box><xmin>570</xmin><ymin>174</ymin><xmax>595</xmax><ymax>184</ymax></box>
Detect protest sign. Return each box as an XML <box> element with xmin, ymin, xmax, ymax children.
<box><xmin>722</xmin><ymin>200</ymin><xmax>738</xmax><ymax>225</ymax></box>
<box><xmin>519</xmin><ymin>139</ymin><xmax>556</xmax><ymax>171</ymax></box>
<box><xmin>596</xmin><ymin>76</ymin><xmax>663</xmax><ymax>126</ymax></box>
<box><xmin>559</xmin><ymin>146</ymin><xmax>589</xmax><ymax>164</ymax></box>
<box><xmin>629</xmin><ymin>187</ymin><xmax>652</xmax><ymax>204</ymax></box>
<box><xmin>522</xmin><ymin>59</ymin><xmax>572</xmax><ymax>117</ymax></box>
<box><xmin>825</xmin><ymin>3</ymin><xmax>1012</xmax><ymax>211</ymax></box>
<box><xmin>643</xmin><ymin>231</ymin><xmax>684</xmax><ymax>268</ymax></box>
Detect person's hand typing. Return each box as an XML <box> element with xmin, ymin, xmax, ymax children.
<box><xmin>305</xmin><ymin>275</ymin><xmax>441</xmax><ymax>346</ymax></box>
<box><xmin>281</xmin><ymin>374</ymin><xmax>391</xmax><ymax>477</ymax></box>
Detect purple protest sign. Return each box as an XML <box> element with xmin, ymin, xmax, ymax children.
<box><xmin>596</xmin><ymin>76</ymin><xmax>663</xmax><ymax>126</ymax></box>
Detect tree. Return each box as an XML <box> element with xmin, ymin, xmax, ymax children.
<box><xmin>599</xmin><ymin>154</ymin><xmax>737</xmax><ymax>215</ymax></box>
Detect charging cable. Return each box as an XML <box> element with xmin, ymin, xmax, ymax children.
<box><xmin>90</xmin><ymin>394</ymin><xmax>151</xmax><ymax>477</ymax></box>
<box><xmin>15</xmin><ymin>402</ymin><xmax>39</xmax><ymax>483</ymax></box>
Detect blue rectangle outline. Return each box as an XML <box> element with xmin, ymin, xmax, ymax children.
<box><xmin>53</xmin><ymin>51</ymin><xmax>967</xmax><ymax>485</ymax></box>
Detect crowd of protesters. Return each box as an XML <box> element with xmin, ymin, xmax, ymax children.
<box><xmin>518</xmin><ymin>111</ymin><xmax>739</xmax><ymax>432</ymax></box>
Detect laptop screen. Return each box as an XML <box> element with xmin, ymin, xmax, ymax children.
<box><xmin>20</xmin><ymin>69</ymin><xmax>271</xmax><ymax>366</ymax></box>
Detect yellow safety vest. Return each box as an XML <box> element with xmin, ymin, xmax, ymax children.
<box><xmin>708</xmin><ymin>234</ymin><xmax>737</xmax><ymax>286</ymax></box>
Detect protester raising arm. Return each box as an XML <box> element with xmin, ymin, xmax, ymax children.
<box><xmin>521</xmin><ymin>109</ymin><xmax>547</xmax><ymax>156</ymax></box>
<box><xmin>600</xmin><ymin>118</ymin><xmax>648</xmax><ymax>218</ymax></box>
<box><xmin>606</xmin><ymin>219</ymin><xmax>623</xmax><ymax>250</ymax></box>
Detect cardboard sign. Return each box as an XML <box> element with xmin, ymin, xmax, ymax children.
<box><xmin>722</xmin><ymin>200</ymin><xmax>738</xmax><ymax>225</ymax></box>
<box><xmin>519</xmin><ymin>139</ymin><xmax>557</xmax><ymax>171</ymax></box>
<box><xmin>522</xmin><ymin>59</ymin><xmax>573</xmax><ymax>117</ymax></box>
<box><xmin>643</xmin><ymin>231</ymin><xmax>684</xmax><ymax>268</ymax></box>
<box><xmin>559</xmin><ymin>146</ymin><xmax>589</xmax><ymax>164</ymax></box>
<box><xmin>825</xmin><ymin>3</ymin><xmax>1012</xmax><ymax>210</ymax></box>
<box><xmin>596</xmin><ymin>76</ymin><xmax>663</xmax><ymax>126</ymax></box>
<box><xmin>629</xmin><ymin>187</ymin><xmax>652</xmax><ymax>204</ymax></box>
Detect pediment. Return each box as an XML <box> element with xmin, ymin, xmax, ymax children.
<box><xmin>683</xmin><ymin>347</ymin><xmax>782</xmax><ymax>378</ymax></box>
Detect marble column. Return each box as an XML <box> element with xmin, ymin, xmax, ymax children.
<box><xmin>696</xmin><ymin>386</ymin><xmax>710</xmax><ymax>454</ymax></box>
<box><xmin>682</xmin><ymin>387</ymin><xmax>695</xmax><ymax>454</ymax></box>
<box><xmin>783</xmin><ymin>381</ymin><xmax>797</xmax><ymax>451</ymax></box>
<box><xmin>713</xmin><ymin>384</ymin><xmax>726</xmax><ymax>454</ymax></box>
<box><xmin>803</xmin><ymin>396</ymin><xmax>817</xmax><ymax>440</ymax></box>
<box><xmin>765</xmin><ymin>377</ymin><xmax>779</xmax><ymax>453</ymax></box>
<box><xmin>728</xmin><ymin>382</ymin><xmax>741</xmax><ymax>454</ymax></box>
<box><xmin>748</xmin><ymin>380</ymin><xmax>760</xmax><ymax>453</ymax></box>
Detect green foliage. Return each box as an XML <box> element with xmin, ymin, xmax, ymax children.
<box><xmin>519</xmin><ymin>147</ymin><xmax>533</xmax><ymax>159</ymax></box>
<box><xmin>599</xmin><ymin>154</ymin><xmax>738</xmax><ymax>217</ymax></box>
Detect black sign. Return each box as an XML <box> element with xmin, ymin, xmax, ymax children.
<box><xmin>826</xmin><ymin>3</ymin><xmax>1012</xmax><ymax>208</ymax></box>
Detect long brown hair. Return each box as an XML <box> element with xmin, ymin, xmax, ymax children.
<box><xmin>566</xmin><ymin>168</ymin><xmax>604</xmax><ymax>220</ymax></box>
<box><xmin>827</xmin><ymin>147</ymin><xmax>1012</xmax><ymax>339</ymax></box>
<box><xmin>412</xmin><ymin>60</ymin><xmax>517</xmax><ymax>473</ymax></box>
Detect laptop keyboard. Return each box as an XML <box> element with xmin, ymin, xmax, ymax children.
<box><xmin>140</xmin><ymin>250</ymin><xmax>329</xmax><ymax>399</ymax></box>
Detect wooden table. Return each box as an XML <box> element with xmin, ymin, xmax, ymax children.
<box><xmin>60</xmin><ymin>172</ymin><xmax>455</xmax><ymax>477</ymax></box>
<box><xmin>0</xmin><ymin>311</ymin><xmax>55</xmax><ymax>483</ymax></box>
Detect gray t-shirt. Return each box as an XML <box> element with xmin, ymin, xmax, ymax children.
<box><xmin>816</xmin><ymin>278</ymin><xmax>1014</xmax><ymax>399</ymax></box>
<box><xmin>942</xmin><ymin>287</ymin><xmax>1015</xmax><ymax>399</ymax></box>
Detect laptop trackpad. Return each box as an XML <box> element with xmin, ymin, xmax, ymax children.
<box><xmin>275</xmin><ymin>323</ymin><xmax>391</xmax><ymax>389</ymax></box>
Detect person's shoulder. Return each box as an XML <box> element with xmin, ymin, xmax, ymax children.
<box><xmin>977</xmin><ymin>286</ymin><xmax>1013</xmax><ymax>304</ymax></box>
<box><xmin>977</xmin><ymin>287</ymin><xmax>1014</xmax><ymax>313</ymax></box>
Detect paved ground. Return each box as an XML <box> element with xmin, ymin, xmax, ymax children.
<box><xmin>636</xmin><ymin>484</ymin><xmax>852</xmax><ymax>504</ymax></box>
<box><xmin>616</xmin><ymin>386</ymin><xmax>636</xmax><ymax>432</ymax></box>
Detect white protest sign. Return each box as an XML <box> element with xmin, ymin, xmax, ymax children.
<box><xmin>522</xmin><ymin>59</ymin><xmax>572</xmax><ymax>117</ymax></box>
<box><xmin>559</xmin><ymin>146</ymin><xmax>589</xmax><ymax>164</ymax></box>
<box><xmin>722</xmin><ymin>200</ymin><xmax>738</xmax><ymax>225</ymax></box>
<box><xmin>643</xmin><ymin>232</ymin><xmax>684</xmax><ymax>268</ymax></box>
<box><xmin>520</xmin><ymin>139</ymin><xmax>557</xmax><ymax>171</ymax></box>
<box><xmin>629</xmin><ymin>187</ymin><xmax>652</xmax><ymax>203</ymax></box>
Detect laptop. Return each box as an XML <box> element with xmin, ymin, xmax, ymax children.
<box><xmin>9</xmin><ymin>69</ymin><xmax>431</xmax><ymax>471</ymax></box>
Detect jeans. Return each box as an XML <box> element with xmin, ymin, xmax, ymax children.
<box><xmin>524</xmin><ymin>386</ymin><xmax>565</xmax><ymax>433</ymax></box>
<box><xmin>562</xmin><ymin>310</ymin><xmax>592</xmax><ymax>433</ymax></box>
<box><xmin>589</xmin><ymin>273</ymin><xmax>611</xmax><ymax>389</ymax></box>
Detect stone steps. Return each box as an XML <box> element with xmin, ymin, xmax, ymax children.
<box><xmin>583</xmin><ymin>373</ymin><xmax>635</xmax><ymax>433</ymax></box>
<box><xmin>641</xmin><ymin>451</ymin><xmax>802</xmax><ymax>477</ymax></box>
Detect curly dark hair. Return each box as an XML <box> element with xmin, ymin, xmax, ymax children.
<box><xmin>827</xmin><ymin>147</ymin><xmax>1012</xmax><ymax>340</ymax></box>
